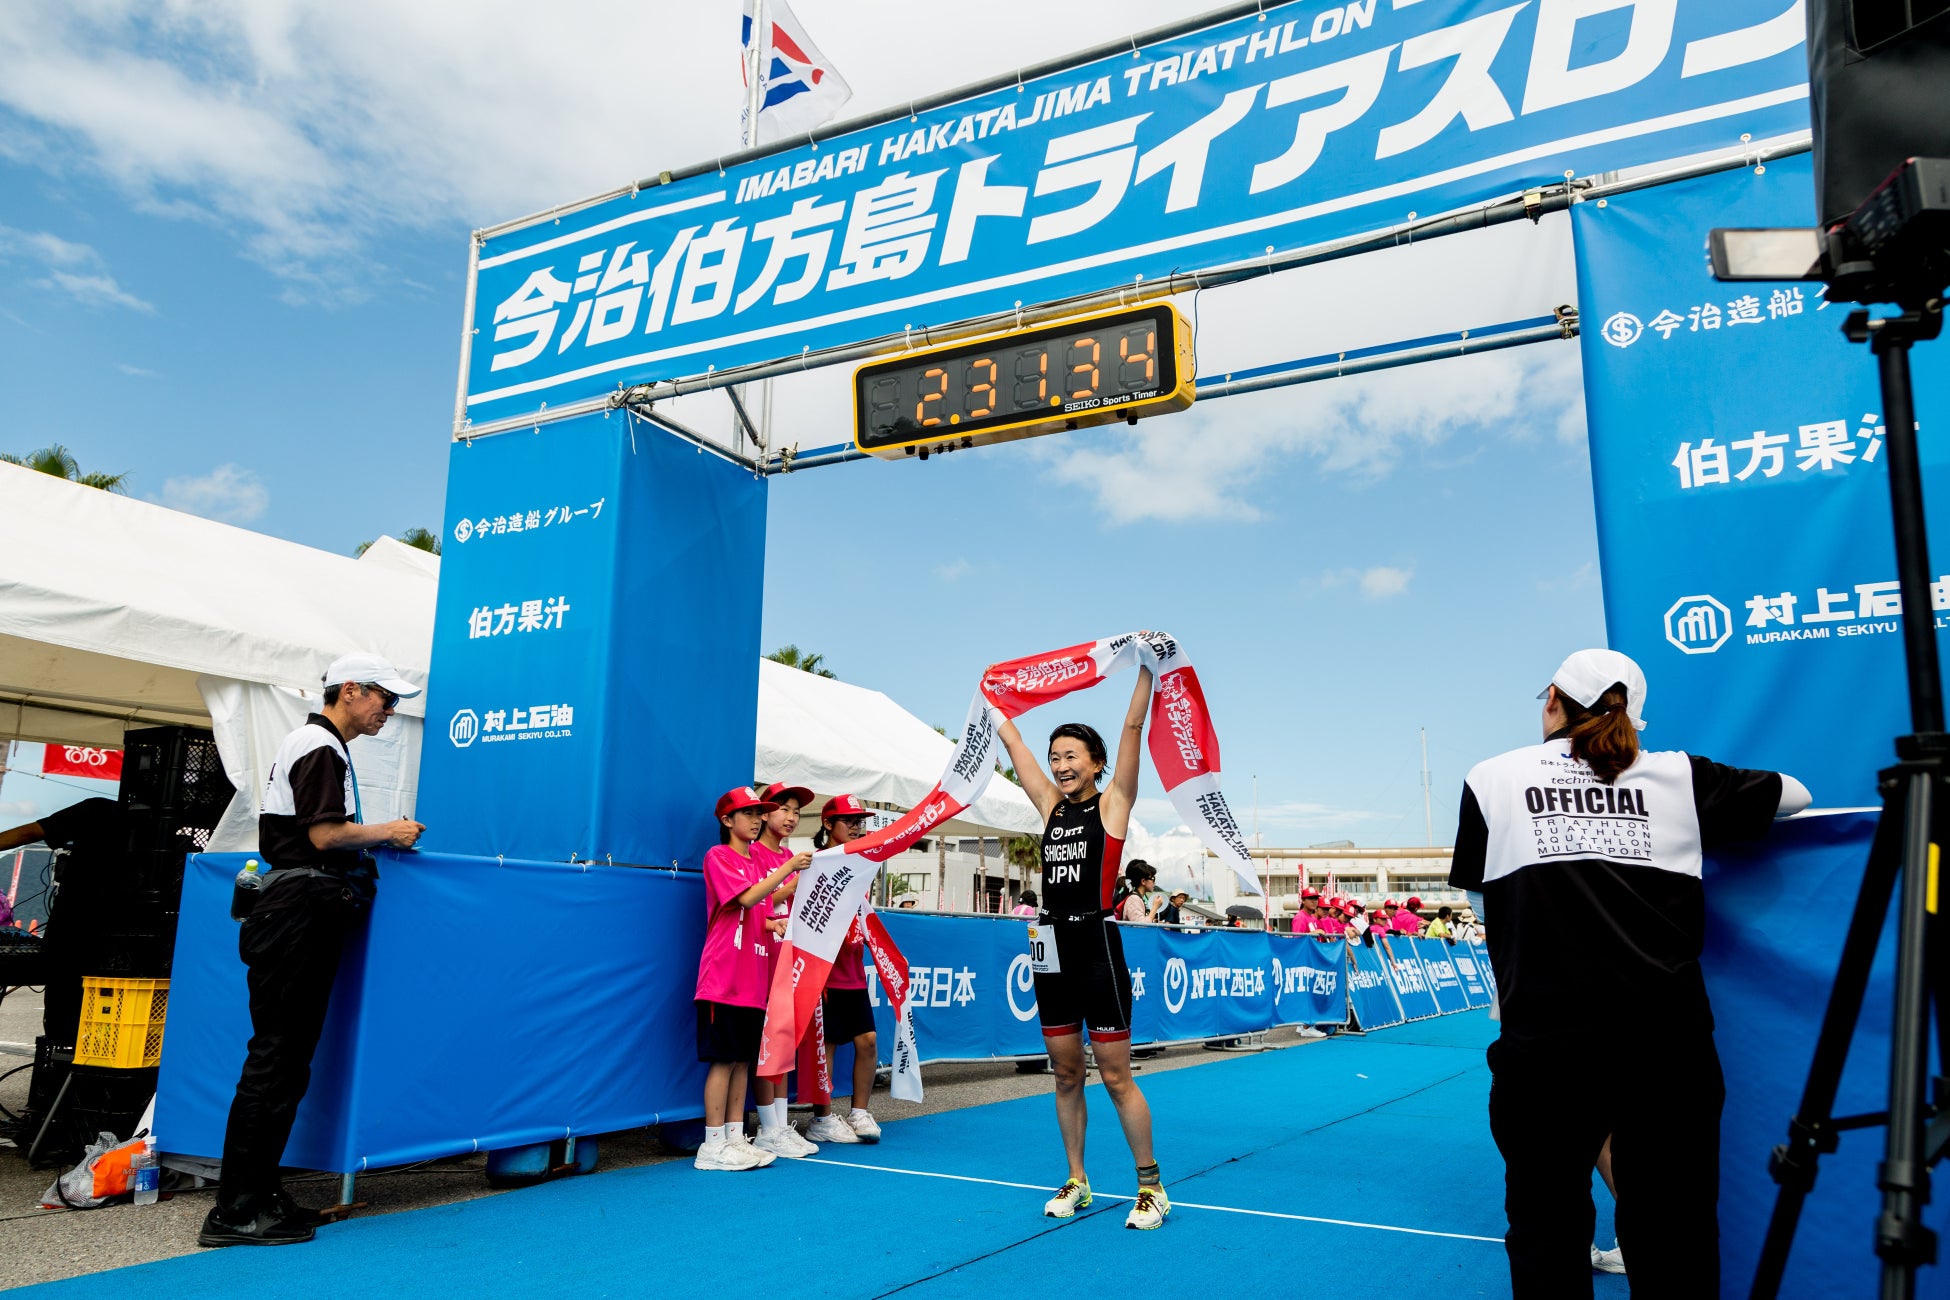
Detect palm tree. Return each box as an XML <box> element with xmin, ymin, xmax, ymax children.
<box><xmin>1</xmin><ymin>444</ymin><xmax>129</xmax><ymax>492</ymax></box>
<box><xmin>767</xmin><ymin>645</ymin><xmax>836</xmax><ymax>679</ymax></box>
<box><xmin>354</xmin><ymin>527</ymin><xmax>442</xmax><ymax>558</ymax></box>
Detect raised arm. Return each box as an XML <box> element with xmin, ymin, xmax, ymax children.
<box><xmin>997</xmin><ymin>713</ymin><xmax>1060</xmax><ymax>823</ymax></box>
<box><xmin>1102</xmin><ymin>667</ymin><xmax>1152</xmax><ymax>837</ymax></box>
<box><xmin>734</xmin><ymin>851</ymin><xmax>811</xmax><ymax>908</ymax></box>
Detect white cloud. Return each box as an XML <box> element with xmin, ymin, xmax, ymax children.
<box><xmin>933</xmin><ymin>558</ymin><xmax>972</xmax><ymax>581</ymax></box>
<box><xmin>116</xmin><ymin>362</ymin><xmax>156</xmax><ymax>377</ymax></box>
<box><xmin>1359</xmin><ymin>565</ymin><xmax>1412</xmax><ymax>598</ymax></box>
<box><xmin>1538</xmin><ymin>560</ymin><xmax>1598</xmax><ymax>592</ymax></box>
<box><xmin>160</xmin><ymin>463</ymin><xmax>268</xmax><ymax>523</ymax></box>
<box><xmin>0</xmin><ymin>223</ymin><xmax>155</xmax><ymax>313</ymax></box>
<box><xmin>1041</xmin><ymin>343</ymin><xmax>1586</xmax><ymax>526</ymax></box>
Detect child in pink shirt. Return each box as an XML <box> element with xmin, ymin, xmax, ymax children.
<box><xmin>694</xmin><ymin>786</ymin><xmax>806</xmax><ymax>1172</ymax></box>
<box><xmin>749</xmin><ymin>781</ymin><xmax>816</xmax><ymax>1158</ymax></box>
<box><xmin>1393</xmin><ymin>896</ymin><xmax>1425</xmax><ymax>936</ymax></box>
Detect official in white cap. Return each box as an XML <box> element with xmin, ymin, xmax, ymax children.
<box><xmin>201</xmin><ymin>653</ymin><xmax>425</xmax><ymax>1248</ymax></box>
<box><xmin>1448</xmin><ymin>648</ymin><xmax>1810</xmax><ymax>1298</ymax></box>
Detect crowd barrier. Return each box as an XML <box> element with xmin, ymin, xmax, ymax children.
<box><xmin>154</xmin><ymin>853</ymin><xmax>1489</xmax><ymax>1171</ymax></box>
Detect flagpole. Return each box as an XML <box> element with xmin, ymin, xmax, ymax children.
<box><xmin>742</xmin><ymin>1</ymin><xmax>770</xmax><ymax>456</ymax></box>
<box><xmin>1420</xmin><ymin>728</ymin><xmax>1434</xmax><ymax>848</ymax></box>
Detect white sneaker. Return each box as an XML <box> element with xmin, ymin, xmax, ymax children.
<box><xmin>1043</xmin><ymin>1177</ymin><xmax>1091</xmax><ymax>1217</ymax></box>
<box><xmin>807</xmin><ymin>1115</ymin><xmax>862</xmax><ymax>1144</ymax></box>
<box><xmin>1591</xmin><ymin>1244</ymin><xmax>1626</xmax><ymax>1274</ymax></box>
<box><xmin>753</xmin><ymin>1125</ymin><xmax>816</xmax><ymax>1158</ymax></box>
<box><xmin>694</xmin><ymin>1137</ymin><xmax>767</xmax><ymax>1171</ymax></box>
<box><xmin>1295</xmin><ymin>1026</ymin><xmax>1327</xmax><ymax>1039</ymax></box>
<box><xmin>846</xmin><ymin>1108</ymin><xmax>882</xmax><ymax>1143</ymax></box>
<box><xmin>1124</xmin><ymin>1185</ymin><xmax>1170</xmax><ymax>1230</ymax></box>
<box><xmin>726</xmin><ymin>1128</ymin><xmax>777</xmax><ymax>1166</ymax></box>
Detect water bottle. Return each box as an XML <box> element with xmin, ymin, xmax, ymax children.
<box><xmin>230</xmin><ymin>859</ymin><xmax>264</xmax><ymax>921</ymax></box>
<box><xmin>131</xmin><ymin>1140</ymin><xmax>159</xmax><ymax>1205</ymax></box>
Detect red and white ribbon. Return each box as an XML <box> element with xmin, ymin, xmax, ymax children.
<box><xmin>758</xmin><ymin>631</ymin><xmax>1260</xmax><ymax>1084</ymax></box>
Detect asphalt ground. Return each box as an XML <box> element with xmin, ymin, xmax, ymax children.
<box><xmin>0</xmin><ymin>984</ymin><xmax>1330</xmax><ymax>1290</ymax></box>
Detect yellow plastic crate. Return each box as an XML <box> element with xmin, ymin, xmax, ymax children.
<box><xmin>74</xmin><ymin>977</ymin><xmax>169</xmax><ymax>1069</ymax></box>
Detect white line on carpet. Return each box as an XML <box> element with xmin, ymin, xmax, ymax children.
<box><xmin>800</xmin><ymin>1157</ymin><xmax>1503</xmax><ymax>1243</ymax></box>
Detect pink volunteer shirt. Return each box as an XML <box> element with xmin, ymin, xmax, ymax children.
<box><xmin>828</xmin><ymin>914</ymin><xmax>868</xmax><ymax>990</ymax></box>
<box><xmin>1316</xmin><ymin>914</ymin><xmax>1345</xmax><ymax>937</ymax></box>
<box><xmin>751</xmin><ymin>842</ymin><xmax>796</xmax><ymax>975</ymax></box>
<box><xmin>1291</xmin><ymin>913</ymin><xmax>1316</xmax><ymax>935</ymax></box>
<box><xmin>695</xmin><ymin>843</ymin><xmax>775</xmax><ymax>1008</ymax></box>
<box><xmin>1393</xmin><ymin>912</ymin><xmax>1423</xmax><ymax>935</ymax></box>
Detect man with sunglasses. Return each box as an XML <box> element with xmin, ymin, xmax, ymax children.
<box><xmin>202</xmin><ymin>653</ymin><xmax>426</xmax><ymax>1247</ymax></box>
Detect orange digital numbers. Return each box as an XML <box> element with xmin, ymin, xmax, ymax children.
<box><xmin>1119</xmin><ymin>327</ymin><xmax>1156</xmax><ymax>385</ymax></box>
<box><xmin>1013</xmin><ymin>349</ymin><xmax>1048</xmax><ymax>409</ymax></box>
<box><xmin>967</xmin><ymin>357</ymin><xmax>997</xmax><ymax>418</ymax></box>
<box><xmin>1066</xmin><ymin>336</ymin><xmax>1100</xmax><ymax>399</ymax></box>
<box><xmin>917</xmin><ymin>367</ymin><xmax>948</xmax><ymax>426</ymax></box>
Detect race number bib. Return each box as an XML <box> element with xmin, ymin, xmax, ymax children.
<box><xmin>1027</xmin><ymin>925</ymin><xmax>1060</xmax><ymax>975</ymax></box>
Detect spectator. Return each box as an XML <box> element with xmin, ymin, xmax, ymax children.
<box><xmin>1119</xmin><ymin>861</ymin><xmax>1161</xmax><ymax>924</ymax></box>
<box><xmin>1455</xmin><ymin>907</ymin><xmax>1483</xmax><ymax>944</ymax></box>
<box><xmin>1160</xmin><ymin>890</ymin><xmax>1188</xmax><ymax>925</ymax></box>
<box><xmin>1011</xmin><ymin>889</ymin><xmax>1038</xmax><ymax>918</ymax></box>
<box><xmin>1394</xmin><ymin>896</ymin><xmax>1425</xmax><ymax>936</ymax></box>
<box><xmin>1426</xmin><ymin>906</ymin><xmax>1456</xmax><ymax>941</ymax></box>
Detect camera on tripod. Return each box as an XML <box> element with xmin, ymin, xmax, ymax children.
<box><xmin>1711</xmin><ymin>156</ymin><xmax>1950</xmax><ymax>310</ymax></box>
<box><xmin>1705</xmin><ymin>5</ymin><xmax>1950</xmax><ymax>1298</ymax></box>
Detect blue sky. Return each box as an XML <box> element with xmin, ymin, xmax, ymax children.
<box><xmin>0</xmin><ymin>1</ymin><xmax>1606</xmax><ymax>844</ymax></box>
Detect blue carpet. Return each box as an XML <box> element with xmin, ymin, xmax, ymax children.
<box><xmin>17</xmin><ymin>1012</ymin><xmax>1628</xmax><ymax>1299</ymax></box>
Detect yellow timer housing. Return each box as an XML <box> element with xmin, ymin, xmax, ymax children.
<box><xmin>852</xmin><ymin>302</ymin><xmax>1196</xmax><ymax>460</ymax></box>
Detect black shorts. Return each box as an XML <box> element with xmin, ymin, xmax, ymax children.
<box><xmin>822</xmin><ymin>986</ymin><xmax>876</xmax><ymax>1043</ymax></box>
<box><xmin>1032</xmin><ymin>918</ymin><xmax>1133</xmax><ymax>1042</ymax></box>
<box><xmin>695</xmin><ymin>1000</ymin><xmax>764</xmax><ymax>1064</ymax></box>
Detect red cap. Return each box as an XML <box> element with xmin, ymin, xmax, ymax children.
<box><xmin>1301</xmin><ymin>887</ymin><xmax>1319</xmax><ymax>899</ymax></box>
<box><xmin>822</xmin><ymin>793</ymin><xmax>869</xmax><ymax>819</ymax></box>
<box><xmin>1343</xmin><ymin>904</ymin><xmax>1357</xmax><ymax>917</ymax></box>
<box><xmin>760</xmin><ymin>781</ymin><xmax>814</xmax><ymax>810</ymax></box>
<box><xmin>1350</xmin><ymin>900</ymin><xmax>1365</xmax><ymax>911</ymax></box>
<box><xmin>1406</xmin><ymin>896</ymin><xmax>1422</xmax><ymax>909</ymax></box>
<box><xmin>715</xmin><ymin>786</ymin><xmax>778</xmax><ymax>819</ymax></box>
<box><xmin>1383</xmin><ymin>898</ymin><xmax>1398</xmax><ymax>908</ymax></box>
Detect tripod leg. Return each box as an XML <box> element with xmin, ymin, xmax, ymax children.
<box><xmin>1877</xmin><ymin>769</ymin><xmax>1940</xmax><ymax>1300</ymax></box>
<box><xmin>1751</xmin><ymin>790</ymin><xmax>1906</xmax><ymax>1300</ymax></box>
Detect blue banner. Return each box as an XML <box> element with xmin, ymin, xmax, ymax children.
<box><xmin>1411</xmin><ymin>937</ymin><xmax>1472</xmax><ymax>1013</ymax></box>
<box><xmin>463</xmin><ymin>0</ymin><xmax>1809</xmax><ymax>427</ymax></box>
<box><xmin>1269</xmin><ymin>934</ymin><xmax>1348</xmax><ymax>1026</ymax></box>
<box><xmin>1344</xmin><ymin>940</ymin><xmax>1406</xmax><ymax>1031</ymax></box>
<box><xmin>1573</xmin><ymin>154</ymin><xmax>1950</xmax><ymax>804</ymax></box>
<box><xmin>1451</xmin><ymin>940</ymin><xmax>1494</xmax><ymax>1008</ymax></box>
<box><xmin>1126</xmin><ymin>925</ymin><xmax>1277</xmax><ymax>1043</ymax></box>
<box><xmin>866</xmin><ymin>914</ymin><xmax>1049</xmax><ymax>1060</ymax></box>
<box><xmin>1375</xmin><ymin>935</ymin><xmax>1441</xmax><ymax>1018</ymax></box>
<box><xmin>416</xmin><ymin>412</ymin><xmax>767</xmax><ymax>865</ymax></box>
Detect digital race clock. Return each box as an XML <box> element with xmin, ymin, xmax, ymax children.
<box><xmin>852</xmin><ymin>302</ymin><xmax>1196</xmax><ymax>460</ymax></box>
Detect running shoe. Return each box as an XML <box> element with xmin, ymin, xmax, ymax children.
<box><xmin>753</xmin><ymin>1124</ymin><xmax>817</xmax><ymax>1158</ymax></box>
<box><xmin>726</xmin><ymin>1128</ymin><xmax>777</xmax><ymax>1167</ymax></box>
<box><xmin>693</xmin><ymin>1136</ymin><xmax>768</xmax><ymax>1171</ymax></box>
<box><xmin>807</xmin><ymin>1115</ymin><xmax>862</xmax><ymax>1144</ymax></box>
<box><xmin>1125</xmin><ymin>1186</ymin><xmax>1170</xmax><ymax>1230</ymax></box>
<box><xmin>1591</xmin><ymin>1244</ymin><xmax>1626</xmax><ymax>1274</ymax></box>
<box><xmin>846</xmin><ymin>1108</ymin><xmax>882</xmax><ymax>1143</ymax></box>
<box><xmin>1043</xmin><ymin>1178</ymin><xmax>1092</xmax><ymax>1217</ymax></box>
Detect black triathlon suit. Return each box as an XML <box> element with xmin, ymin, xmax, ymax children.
<box><xmin>1034</xmin><ymin>793</ymin><xmax>1132</xmax><ymax>1042</ymax></box>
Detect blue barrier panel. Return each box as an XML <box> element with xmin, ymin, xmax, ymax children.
<box><xmin>867</xmin><ymin>913</ymin><xmax>1047</xmax><ymax>1061</ymax></box>
<box><xmin>1268</xmin><ymin>935</ymin><xmax>1347</xmax><ymax>1027</ymax></box>
<box><xmin>1468</xmin><ymin>940</ymin><xmax>1497</xmax><ymax>1003</ymax></box>
<box><xmin>1344</xmin><ymin>941</ymin><xmax>1405</xmax><ymax>1032</ymax></box>
<box><xmin>1412</xmin><ymin>937</ymin><xmax>1471</xmax><ymax>1014</ymax></box>
<box><xmin>418</xmin><ymin>410</ymin><xmax>767</xmax><ymax>867</ymax></box>
<box><xmin>1450</xmin><ymin>941</ymin><xmax>1493</xmax><ymax>1009</ymax></box>
<box><xmin>1378</xmin><ymin>935</ymin><xmax>1442</xmax><ymax>1019</ymax></box>
<box><xmin>1126</xmin><ymin>925</ymin><xmax>1274</xmax><ymax>1044</ymax></box>
<box><xmin>158</xmin><ymin>850</ymin><xmax>713</xmax><ymax>1171</ymax></box>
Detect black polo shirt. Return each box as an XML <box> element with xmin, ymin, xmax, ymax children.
<box><xmin>258</xmin><ymin>714</ymin><xmax>361</xmax><ymax>875</ymax></box>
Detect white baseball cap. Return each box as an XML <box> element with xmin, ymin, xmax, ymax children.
<box><xmin>1538</xmin><ymin>648</ymin><xmax>1646</xmax><ymax>730</ymax></box>
<box><xmin>322</xmin><ymin>652</ymin><xmax>421</xmax><ymax>698</ymax></box>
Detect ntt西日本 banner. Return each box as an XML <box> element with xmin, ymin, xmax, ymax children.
<box><xmin>463</xmin><ymin>0</ymin><xmax>1810</xmax><ymax>428</ymax></box>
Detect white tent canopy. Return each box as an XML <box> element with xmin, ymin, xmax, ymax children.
<box><xmin>0</xmin><ymin>465</ymin><xmax>1037</xmax><ymax>849</ymax></box>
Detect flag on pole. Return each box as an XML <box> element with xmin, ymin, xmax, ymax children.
<box><xmin>740</xmin><ymin>0</ymin><xmax>852</xmax><ymax>145</ymax></box>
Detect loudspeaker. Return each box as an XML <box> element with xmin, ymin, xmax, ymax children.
<box><xmin>1808</xmin><ymin>1</ymin><xmax>1950</xmax><ymax>228</ymax></box>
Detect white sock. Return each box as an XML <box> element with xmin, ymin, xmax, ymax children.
<box><xmin>756</xmin><ymin>1102</ymin><xmax>777</xmax><ymax>1129</ymax></box>
<box><xmin>850</xmin><ymin>1107</ymin><xmax>872</xmax><ymax>1120</ymax></box>
<box><xmin>703</xmin><ymin>1125</ymin><xmax>726</xmax><ymax>1145</ymax></box>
